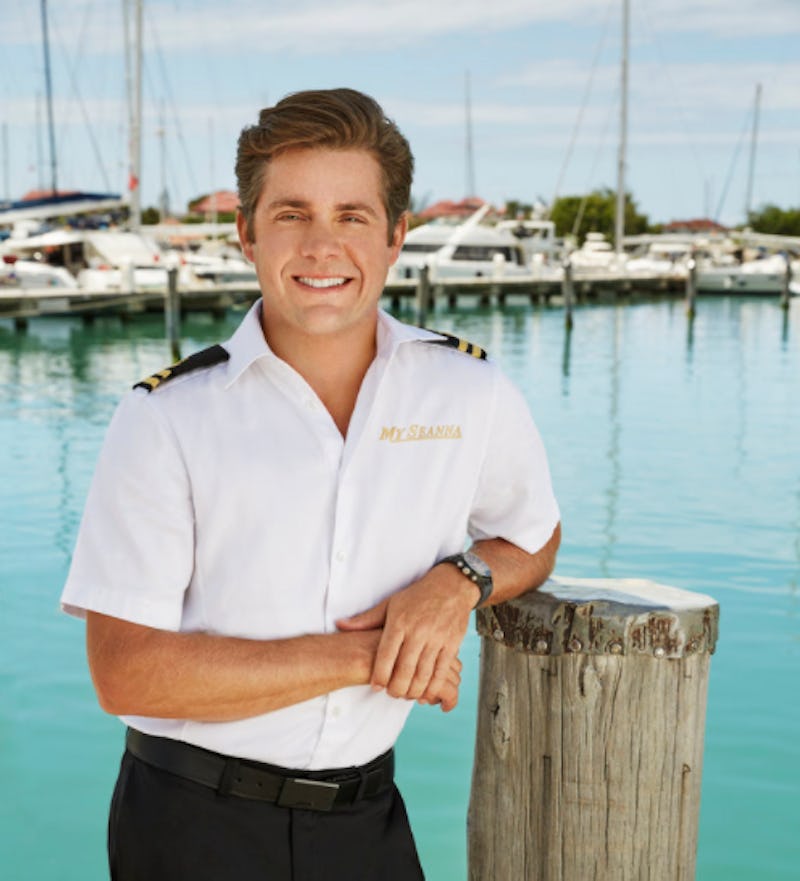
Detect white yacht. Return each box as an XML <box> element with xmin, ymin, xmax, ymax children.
<box><xmin>696</xmin><ymin>252</ymin><xmax>798</xmax><ymax>295</ymax></box>
<box><xmin>566</xmin><ymin>233</ymin><xmax>622</xmax><ymax>273</ymax></box>
<box><xmin>391</xmin><ymin>206</ymin><xmax>532</xmax><ymax>281</ymax></box>
<box><xmin>0</xmin><ymin>228</ymin><xmax>255</xmax><ymax>293</ymax></box>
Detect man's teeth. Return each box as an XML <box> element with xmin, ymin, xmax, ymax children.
<box><xmin>298</xmin><ymin>276</ymin><xmax>347</xmax><ymax>288</ymax></box>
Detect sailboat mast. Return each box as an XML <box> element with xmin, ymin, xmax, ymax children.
<box><xmin>40</xmin><ymin>0</ymin><xmax>58</xmax><ymax>195</ymax></box>
<box><xmin>465</xmin><ymin>70</ymin><xmax>476</xmax><ymax>198</ymax></box>
<box><xmin>128</xmin><ymin>0</ymin><xmax>143</xmax><ymax>230</ymax></box>
<box><xmin>614</xmin><ymin>0</ymin><xmax>629</xmax><ymax>256</ymax></box>
<box><xmin>2</xmin><ymin>122</ymin><xmax>8</xmax><ymax>201</ymax></box>
<box><xmin>744</xmin><ymin>82</ymin><xmax>762</xmax><ymax>223</ymax></box>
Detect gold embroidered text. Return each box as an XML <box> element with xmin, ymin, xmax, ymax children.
<box><xmin>379</xmin><ymin>424</ymin><xmax>463</xmax><ymax>443</ymax></box>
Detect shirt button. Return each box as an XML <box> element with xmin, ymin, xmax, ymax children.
<box><xmin>331</xmin><ymin>706</ymin><xmax>342</xmax><ymax>719</ymax></box>
<box><xmin>335</xmin><ymin>550</ymin><xmax>346</xmax><ymax>562</ymax></box>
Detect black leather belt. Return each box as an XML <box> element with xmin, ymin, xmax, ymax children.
<box><xmin>125</xmin><ymin>728</ymin><xmax>394</xmax><ymax>812</ymax></box>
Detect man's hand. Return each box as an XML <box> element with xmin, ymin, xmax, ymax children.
<box><xmin>418</xmin><ymin>654</ymin><xmax>463</xmax><ymax>713</ymax></box>
<box><xmin>336</xmin><ymin>564</ymin><xmax>476</xmax><ymax>708</ymax></box>
<box><xmin>337</xmin><ymin>528</ymin><xmax>561</xmax><ymax>710</ymax></box>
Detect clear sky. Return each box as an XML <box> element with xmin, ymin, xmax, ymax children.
<box><xmin>1</xmin><ymin>0</ymin><xmax>798</xmax><ymax>228</ymax></box>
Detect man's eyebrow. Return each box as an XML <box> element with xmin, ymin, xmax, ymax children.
<box><xmin>265</xmin><ymin>198</ymin><xmax>379</xmax><ymax>218</ymax></box>
<box><xmin>265</xmin><ymin>198</ymin><xmax>309</xmax><ymax>211</ymax></box>
<box><xmin>336</xmin><ymin>202</ymin><xmax>379</xmax><ymax>218</ymax></box>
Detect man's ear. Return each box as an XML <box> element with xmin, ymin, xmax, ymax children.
<box><xmin>389</xmin><ymin>212</ymin><xmax>408</xmax><ymax>262</ymax></box>
<box><xmin>236</xmin><ymin>209</ymin><xmax>254</xmax><ymax>262</ymax></box>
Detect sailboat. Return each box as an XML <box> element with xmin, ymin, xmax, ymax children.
<box><xmin>1</xmin><ymin>1</ymin><xmax>255</xmax><ymax>297</ymax></box>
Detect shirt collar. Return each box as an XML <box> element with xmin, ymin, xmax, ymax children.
<box><xmin>375</xmin><ymin>309</ymin><xmax>444</xmax><ymax>358</ymax></box>
<box><xmin>222</xmin><ymin>300</ymin><xmax>274</xmax><ymax>388</ymax></box>
<box><xmin>222</xmin><ymin>301</ymin><xmax>443</xmax><ymax>388</ymax></box>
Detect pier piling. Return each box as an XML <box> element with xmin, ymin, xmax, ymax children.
<box><xmin>165</xmin><ymin>267</ymin><xmax>182</xmax><ymax>361</ymax></box>
<box><xmin>780</xmin><ymin>254</ymin><xmax>791</xmax><ymax>311</ymax></box>
<box><xmin>685</xmin><ymin>254</ymin><xmax>697</xmax><ymax>319</ymax></box>
<box><xmin>468</xmin><ymin>576</ymin><xmax>718</xmax><ymax>881</ymax></box>
<box><xmin>415</xmin><ymin>263</ymin><xmax>432</xmax><ymax>326</ymax></box>
<box><xmin>561</xmin><ymin>258</ymin><xmax>575</xmax><ymax>330</ymax></box>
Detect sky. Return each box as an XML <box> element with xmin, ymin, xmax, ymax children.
<box><xmin>1</xmin><ymin>0</ymin><xmax>799</xmax><ymax>228</ymax></box>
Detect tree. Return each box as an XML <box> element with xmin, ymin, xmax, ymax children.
<box><xmin>504</xmin><ymin>199</ymin><xmax>534</xmax><ymax>220</ymax></box>
<box><xmin>549</xmin><ymin>188</ymin><xmax>649</xmax><ymax>243</ymax></box>
<box><xmin>747</xmin><ymin>204</ymin><xmax>800</xmax><ymax>237</ymax></box>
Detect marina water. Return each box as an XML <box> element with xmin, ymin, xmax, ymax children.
<box><xmin>1</xmin><ymin>296</ymin><xmax>798</xmax><ymax>879</ymax></box>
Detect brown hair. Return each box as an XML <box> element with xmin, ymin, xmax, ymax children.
<box><xmin>236</xmin><ymin>88</ymin><xmax>414</xmax><ymax>244</ymax></box>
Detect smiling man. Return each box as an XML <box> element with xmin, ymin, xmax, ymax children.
<box><xmin>62</xmin><ymin>88</ymin><xmax>560</xmax><ymax>881</ymax></box>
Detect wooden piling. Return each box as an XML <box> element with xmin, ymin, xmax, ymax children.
<box><xmin>685</xmin><ymin>255</ymin><xmax>697</xmax><ymax>319</ymax></box>
<box><xmin>562</xmin><ymin>259</ymin><xmax>575</xmax><ymax>330</ymax></box>
<box><xmin>780</xmin><ymin>254</ymin><xmax>791</xmax><ymax>311</ymax></box>
<box><xmin>415</xmin><ymin>263</ymin><xmax>432</xmax><ymax>326</ymax></box>
<box><xmin>468</xmin><ymin>576</ymin><xmax>719</xmax><ymax>881</ymax></box>
<box><xmin>165</xmin><ymin>267</ymin><xmax>182</xmax><ymax>361</ymax></box>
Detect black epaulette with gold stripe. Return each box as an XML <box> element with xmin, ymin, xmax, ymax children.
<box><xmin>133</xmin><ymin>344</ymin><xmax>230</xmax><ymax>393</ymax></box>
<box><xmin>425</xmin><ymin>331</ymin><xmax>488</xmax><ymax>360</ymax></box>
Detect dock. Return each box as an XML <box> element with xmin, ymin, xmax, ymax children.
<box><xmin>0</xmin><ymin>270</ymin><xmax>690</xmax><ymax>328</ymax></box>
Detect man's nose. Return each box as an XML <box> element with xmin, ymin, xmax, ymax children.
<box><xmin>300</xmin><ymin>220</ymin><xmax>343</xmax><ymax>259</ymax></box>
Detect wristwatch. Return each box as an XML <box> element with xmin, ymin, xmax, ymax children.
<box><xmin>440</xmin><ymin>551</ymin><xmax>493</xmax><ymax>608</ymax></box>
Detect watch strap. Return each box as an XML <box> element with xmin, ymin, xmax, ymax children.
<box><xmin>440</xmin><ymin>551</ymin><xmax>493</xmax><ymax>608</ymax></box>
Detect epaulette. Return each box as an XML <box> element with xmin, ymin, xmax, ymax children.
<box><xmin>133</xmin><ymin>344</ymin><xmax>230</xmax><ymax>392</ymax></box>
<box><xmin>425</xmin><ymin>330</ymin><xmax>488</xmax><ymax>360</ymax></box>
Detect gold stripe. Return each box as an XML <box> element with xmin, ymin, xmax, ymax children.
<box><xmin>458</xmin><ymin>339</ymin><xmax>469</xmax><ymax>353</ymax></box>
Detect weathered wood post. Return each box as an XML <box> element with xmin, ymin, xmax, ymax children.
<box><xmin>561</xmin><ymin>258</ymin><xmax>575</xmax><ymax>330</ymax></box>
<box><xmin>165</xmin><ymin>266</ymin><xmax>182</xmax><ymax>362</ymax></box>
<box><xmin>415</xmin><ymin>263</ymin><xmax>432</xmax><ymax>326</ymax></box>
<box><xmin>468</xmin><ymin>576</ymin><xmax>719</xmax><ymax>881</ymax></box>
<box><xmin>685</xmin><ymin>253</ymin><xmax>697</xmax><ymax>320</ymax></box>
<box><xmin>780</xmin><ymin>253</ymin><xmax>791</xmax><ymax>311</ymax></box>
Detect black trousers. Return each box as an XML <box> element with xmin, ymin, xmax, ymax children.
<box><xmin>108</xmin><ymin>751</ymin><xmax>425</xmax><ymax>881</ymax></box>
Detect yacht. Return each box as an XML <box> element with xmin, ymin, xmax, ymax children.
<box><xmin>696</xmin><ymin>252</ymin><xmax>798</xmax><ymax>295</ymax></box>
<box><xmin>391</xmin><ymin>206</ymin><xmax>532</xmax><ymax>281</ymax></box>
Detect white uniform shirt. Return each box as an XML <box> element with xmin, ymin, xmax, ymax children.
<box><xmin>62</xmin><ymin>302</ymin><xmax>559</xmax><ymax>769</ymax></box>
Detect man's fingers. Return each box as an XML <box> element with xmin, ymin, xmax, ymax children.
<box><xmin>335</xmin><ymin>599</ymin><xmax>389</xmax><ymax>632</ymax></box>
<box><xmin>382</xmin><ymin>642</ymin><xmax>426</xmax><ymax>699</ymax></box>
<box><xmin>402</xmin><ymin>645</ymin><xmax>441</xmax><ymax>700</ymax></box>
<box><xmin>370</xmin><ymin>629</ymin><xmax>405</xmax><ymax>690</ymax></box>
<box><xmin>418</xmin><ymin>656</ymin><xmax>462</xmax><ymax>710</ymax></box>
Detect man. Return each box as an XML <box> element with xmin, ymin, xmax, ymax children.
<box><xmin>62</xmin><ymin>88</ymin><xmax>560</xmax><ymax>880</ymax></box>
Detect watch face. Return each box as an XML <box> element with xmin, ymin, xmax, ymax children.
<box><xmin>463</xmin><ymin>551</ymin><xmax>491</xmax><ymax>579</ymax></box>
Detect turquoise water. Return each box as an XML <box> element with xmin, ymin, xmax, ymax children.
<box><xmin>1</xmin><ymin>296</ymin><xmax>798</xmax><ymax>879</ymax></box>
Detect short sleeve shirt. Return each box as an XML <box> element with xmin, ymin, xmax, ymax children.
<box><xmin>62</xmin><ymin>302</ymin><xmax>559</xmax><ymax>769</ymax></box>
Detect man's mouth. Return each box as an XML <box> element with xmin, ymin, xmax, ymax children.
<box><xmin>296</xmin><ymin>276</ymin><xmax>349</xmax><ymax>289</ymax></box>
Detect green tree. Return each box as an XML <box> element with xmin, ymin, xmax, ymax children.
<box><xmin>141</xmin><ymin>206</ymin><xmax>160</xmax><ymax>224</ymax></box>
<box><xmin>747</xmin><ymin>204</ymin><xmax>800</xmax><ymax>237</ymax></box>
<box><xmin>504</xmin><ymin>199</ymin><xmax>533</xmax><ymax>220</ymax></box>
<box><xmin>550</xmin><ymin>188</ymin><xmax>649</xmax><ymax>243</ymax></box>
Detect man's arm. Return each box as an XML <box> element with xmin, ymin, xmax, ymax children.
<box><xmin>85</xmin><ymin>613</ymin><xmax>462</xmax><ymax>722</ymax></box>
<box><xmin>338</xmin><ymin>522</ymin><xmax>561</xmax><ymax>704</ymax></box>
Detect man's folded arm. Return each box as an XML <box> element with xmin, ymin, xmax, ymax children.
<box><xmin>86</xmin><ymin>612</ymin><xmax>382</xmax><ymax>722</ymax></box>
<box><xmin>86</xmin><ymin>611</ymin><xmax>462</xmax><ymax>721</ymax></box>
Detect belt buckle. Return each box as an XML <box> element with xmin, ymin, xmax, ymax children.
<box><xmin>277</xmin><ymin>778</ymin><xmax>339</xmax><ymax>812</ymax></box>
